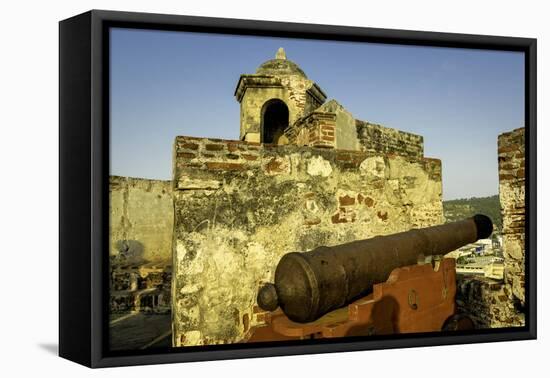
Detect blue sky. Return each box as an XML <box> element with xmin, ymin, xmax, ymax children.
<box><xmin>110</xmin><ymin>28</ymin><xmax>524</xmax><ymax>200</ymax></box>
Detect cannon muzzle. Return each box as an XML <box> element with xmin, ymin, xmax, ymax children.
<box><xmin>257</xmin><ymin>214</ymin><xmax>492</xmax><ymax>323</ymax></box>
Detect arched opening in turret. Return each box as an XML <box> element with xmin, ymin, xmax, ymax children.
<box><xmin>261</xmin><ymin>99</ymin><xmax>289</xmax><ymax>144</ymax></box>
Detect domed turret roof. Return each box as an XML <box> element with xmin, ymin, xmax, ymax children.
<box><xmin>256</xmin><ymin>48</ymin><xmax>308</xmax><ymax>78</ymax></box>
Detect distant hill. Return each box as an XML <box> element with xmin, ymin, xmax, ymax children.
<box><xmin>443</xmin><ymin>195</ymin><xmax>502</xmax><ymax>232</ymax></box>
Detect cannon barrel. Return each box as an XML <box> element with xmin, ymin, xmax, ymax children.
<box><xmin>257</xmin><ymin>214</ymin><xmax>493</xmax><ymax>323</ymax></box>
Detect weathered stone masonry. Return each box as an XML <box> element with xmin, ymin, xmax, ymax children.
<box><xmin>110</xmin><ymin>176</ymin><xmax>173</xmax><ymax>263</ymax></box>
<box><xmin>109</xmin><ymin>176</ymin><xmax>173</xmax><ymax>313</ymax></box>
<box><xmin>498</xmin><ymin>127</ymin><xmax>526</xmax><ymax>306</ymax></box>
<box><xmin>172</xmin><ymin>136</ymin><xmax>443</xmax><ymax>346</ymax></box>
<box><xmin>356</xmin><ymin>120</ymin><xmax>424</xmax><ymax>159</ymax></box>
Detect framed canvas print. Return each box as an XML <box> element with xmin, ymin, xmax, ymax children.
<box><xmin>59</xmin><ymin>10</ymin><xmax>537</xmax><ymax>368</ymax></box>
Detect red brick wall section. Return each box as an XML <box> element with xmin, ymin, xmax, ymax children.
<box><xmin>308</xmin><ymin>112</ymin><xmax>336</xmax><ymax>148</ymax></box>
<box><xmin>285</xmin><ymin>111</ymin><xmax>337</xmax><ymax>149</ymax></box>
<box><xmin>498</xmin><ymin>128</ymin><xmax>526</xmax><ymax>184</ymax></box>
<box><xmin>174</xmin><ymin>137</ymin><xmax>262</xmax><ymax>180</ymax></box>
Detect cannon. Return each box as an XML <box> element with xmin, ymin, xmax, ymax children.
<box><xmin>256</xmin><ymin>215</ymin><xmax>492</xmax><ymax>324</ymax></box>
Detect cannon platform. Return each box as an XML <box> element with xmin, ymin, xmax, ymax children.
<box><xmin>246</xmin><ymin>258</ymin><xmax>459</xmax><ymax>342</ymax></box>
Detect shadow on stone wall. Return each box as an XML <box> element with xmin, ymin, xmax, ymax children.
<box><xmin>113</xmin><ymin>239</ymin><xmax>145</xmax><ymax>265</ymax></box>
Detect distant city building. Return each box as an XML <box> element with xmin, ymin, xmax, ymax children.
<box><xmin>446</xmin><ymin>238</ymin><xmax>504</xmax><ymax>280</ymax></box>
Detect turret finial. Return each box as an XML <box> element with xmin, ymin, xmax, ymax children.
<box><xmin>276</xmin><ymin>47</ymin><xmax>286</xmax><ymax>60</ymax></box>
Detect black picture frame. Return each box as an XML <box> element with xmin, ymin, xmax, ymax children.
<box><xmin>59</xmin><ymin>9</ymin><xmax>537</xmax><ymax>368</ymax></box>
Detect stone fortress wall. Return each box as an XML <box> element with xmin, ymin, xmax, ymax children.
<box><xmin>498</xmin><ymin>127</ymin><xmax>526</xmax><ymax>306</ymax></box>
<box><xmin>171</xmin><ymin>136</ymin><xmax>443</xmax><ymax>346</ymax></box>
<box><xmin>110</xmin><ymin>176</ymin><xmax>173</xmax><ymax>264</ymax></box>
<box><xmin>109</xmin><ymin>176</ymin><xmax>173</xmax><ymax>313</ymax></box>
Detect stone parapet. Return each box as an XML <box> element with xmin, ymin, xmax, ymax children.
<box><xmin>356</xmin><ymin>120</ymin><xmax>424</xmax><ymax>159</ymax></box>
